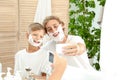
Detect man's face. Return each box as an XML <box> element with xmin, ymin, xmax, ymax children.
<box><xmin>28</xmin><ymin>30</ymin><xmax>45</xmax><ymax>47</ymax></box>
<box><xmin>45</xmin><ymin>20</ymin><xmax>65</xmax><ymax>42</ymax></box>
<box><xmin>46</xmin><ymin>20</ymin><xmax>60</xmax><ymax>34</ymax></box>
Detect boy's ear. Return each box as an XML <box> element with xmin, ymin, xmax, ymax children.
<box><xmin>26</xmin><ymin>32</ymin><xmax>29</xmax><ymax>39</ymax></box>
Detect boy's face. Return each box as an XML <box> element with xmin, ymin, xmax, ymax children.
<box><xmin>28</xmin><ymin>30</ymin><xmax>45</xmax><ymax>47</ymax></box>
<box><xmin>31</xmin><ymin>30</ymin><xmax>45</xmax><ymax>41</ymax></box>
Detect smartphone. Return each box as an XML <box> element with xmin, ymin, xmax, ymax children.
<box><xmin>49</xmin><ymin>51</ymin><xmax>54</xmax><ymax>63</ymax></box>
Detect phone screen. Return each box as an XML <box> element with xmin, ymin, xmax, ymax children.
<box><xmin>49</xmin><ymin>52</ymin><xmax>54</xmax><ymax>63</ymax></box>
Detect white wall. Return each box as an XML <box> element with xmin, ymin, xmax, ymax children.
<box><xmin>100</xmin><ymin>0</ymin><xmax>120</xmax><ymax>77</ymax></box>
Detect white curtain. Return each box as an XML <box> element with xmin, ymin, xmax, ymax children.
<box><xmin>34</xmin><ymin>0</ymin><xmax>51</xmax><ymax>24</ymax></box>
<box><xmin>100</xmin><ymin>0</ymin><xmax>120</xmax><ymax>77</ymax></box>
<box><xmin>34</xmin><ymin>0</ymin><xmax>52</xmax><ymax>44</ymax></box>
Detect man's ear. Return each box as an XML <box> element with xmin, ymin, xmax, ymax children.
<box><xmin>60</xmin><ymin>24</ymin><xmax>65</xmax><ymax>31</ymax></box>
<box><xmin>63</xmin><ymin>27</ymin><xmax>65</xmax><ymax>31</ymax></box>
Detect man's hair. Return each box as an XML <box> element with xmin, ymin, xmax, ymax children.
<box><xmin>43</xmin><ymin>16</ymin><xmax>64</xmax><ymax>32</ymax></box>
<box><xmin>28</xmin><ymin>23</ymin><xmax>45</xmax><ymax>33</ymax></box>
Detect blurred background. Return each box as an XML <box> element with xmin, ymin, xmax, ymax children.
<box><xmin>0</xmin><ymin>0</ymin><xmax>69</xmax><ymax>72</ymax></box>
<box><xmin>0</xmin><ymin>0</ymin><xmax>105</xmax><ymax>72</ymax></box>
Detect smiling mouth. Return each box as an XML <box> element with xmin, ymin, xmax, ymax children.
<box><xmin>53</xmin><ymin>32</ymin><xmax>59</xmax><ymax>37</ymax></box>
<box><xmin>34</xmin><ymin>40</ymin><xmax>40</xmax><ymax>43</ymax></box>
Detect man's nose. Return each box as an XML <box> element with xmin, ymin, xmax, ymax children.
<box><xmin>52</xmin><ymin>28</ymin><xmax>56</xmax><ymax>33</ymax></box>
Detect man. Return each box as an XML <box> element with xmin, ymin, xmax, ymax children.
<box><xmin>43</xmin><ymin>16</ymin><xmax>96</xmax><ymax>80</ymax></box>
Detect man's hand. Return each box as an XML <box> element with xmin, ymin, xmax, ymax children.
<box><xmin>63</xmin><ymin>43</ymin><xmax>86</xmax><ymax>56</ymax></box>
<box><xmin>48</xmin><ymin>53</ymin><xmax>67</xmax><ymax>80</ymax></box>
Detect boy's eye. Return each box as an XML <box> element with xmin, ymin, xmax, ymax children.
<box><xmin>32</xmin><ymin>34</ymin><xmax>37</xmax><ymax>36</ymax></box>
<box><xmin>54</xmin><ymin>25</ymin><xmax>58</xmax><ymax>28</ymax></box>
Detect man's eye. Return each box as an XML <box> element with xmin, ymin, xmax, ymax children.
<box><xmin>54</xmin><ymin>25</ymin><xmax>58</xmax><ymax>28</ymax></box>
<box><xmin>47</xmin><ymin>29</ymin><xmax>52</xmax><ymax>32</ymax></box>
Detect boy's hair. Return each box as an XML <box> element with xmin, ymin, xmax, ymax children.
<box><xmin>28</xmin><ymin>23</ymin><xmax>45</xmax><ymax>33</ymax></box>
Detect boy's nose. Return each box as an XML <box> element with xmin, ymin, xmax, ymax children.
<box><xmin>36</xmin><ymin>36</ymin><xmax>41</xmax><ymax>40</ymax></box>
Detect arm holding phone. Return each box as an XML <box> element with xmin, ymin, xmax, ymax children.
<box><xmin>48</xmin><ymin>52</ymin><xmax>67</xmax><ymax>80</ymax></box>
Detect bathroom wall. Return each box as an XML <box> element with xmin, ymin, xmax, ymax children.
<box><xmin>0</xmin><ymin>0</ymin><xmax>69</xmax><ymax>72</ymax></box>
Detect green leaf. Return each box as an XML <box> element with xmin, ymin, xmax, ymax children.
<box><xmin>69</xmin><ymin>0</ymin><xmax>105</xmax><ymax>70</ymax></box>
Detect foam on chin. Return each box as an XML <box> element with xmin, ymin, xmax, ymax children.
<box><xmin>48</xmin><ymin>25</ymin><xmax>65</xmax><ymax>42</ymax></box>
<box><xmin>28</xmin><ymin>34</ymin><xmax>42</xmax><ymax>47</ymax></box>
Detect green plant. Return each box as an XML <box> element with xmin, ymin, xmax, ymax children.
<box><xmin>69</xmin><ymin>0</ymin><xmax>106</xmax><ymax>70</ymax></box>
<box><xmin>97</xmin><ymin>0</ymin><xmax>106</xmax><ymax>6</ymax></box>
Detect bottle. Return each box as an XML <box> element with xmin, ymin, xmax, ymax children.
<box><xmin>0</xmin><ymin>73</ymin><xmax>3</xmax><ymax>80</ymax></box>
<box><xmin>4</xmin><ymin>67</ymin><xmax>14</xmax><ymax>80</ymax></box>
<box><xmin>0</xmin><ymin>63</ymin><xmax>2</xmax><ymax>73</ymax></box>
<box><xmin>0</xmin><ymin>73</ymin><xmax>5</xmax><ymax>80</ymax></box>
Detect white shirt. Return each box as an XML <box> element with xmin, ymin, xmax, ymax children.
<box><xmin>14</xmin><ymin>48</ymin><xmax>51</xmax><ymax>78</ymax></box>
<box><xmin>44</xmin><ymin>35</ymin><xmax>94</xmax><ymax>70</ymax></box>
